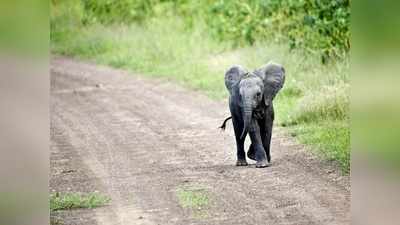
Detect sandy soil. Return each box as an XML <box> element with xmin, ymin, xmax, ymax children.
<box><xmin>50</xmin><ymin>56</ymin><xmax>349</xmax><ymax>225</ymax></box>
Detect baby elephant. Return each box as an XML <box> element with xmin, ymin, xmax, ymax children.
<box><xmin>221</xmin><ymin>62</ymin><xmax>285</xmax><ymax>168</ymax></box>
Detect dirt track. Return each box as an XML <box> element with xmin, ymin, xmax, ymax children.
<box><xmin>50</xmin><ymin>56</ymin><xmax>350</xmax><ymax>225</ymax></box>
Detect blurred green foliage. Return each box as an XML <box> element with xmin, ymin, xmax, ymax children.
<box><xmin>203</xmin><ymin>0</ymin><xmax>350</xmax><ymax>62</ymax></box>
<box><xmin>80</xmin><ymin>0</ymin><xmax>155</xmax><ymax>24</ymax></box>
<box><xmin>0</xmin><ymin>0</ymin><xmax>48</xmax><ymax>54</ymax></box>
<box><xmin>51</xmin><ymin>0</ymin><xmax>349</xmax><ymax>62</ymax></box>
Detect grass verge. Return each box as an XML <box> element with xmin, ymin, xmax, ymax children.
<box><xmin>50</xmin><ymin>192</ymin><xmax>110</xmax><ymax>211</ymax></box>
<box><xmin>287</xmin><ymin>120</ymin><xmax>350</xmax><ymax>170</ymax></box>
<box><xmin>51</xmin><ymin>13</ymin><xmax>350</xmax><ymax>172</ymax></box>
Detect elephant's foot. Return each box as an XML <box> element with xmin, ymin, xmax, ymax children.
<box><xmin>255</xmin><ymin>160</ymin><xmax>270</xmax><ymax>168</ymax></box>
<box><xmin>236</xmin><ymin>159</ymin><xmax>248</xmax><ymax>166</ymax></box>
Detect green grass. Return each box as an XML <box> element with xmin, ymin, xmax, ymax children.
<box><xmin>50</xmin><ymin>192</ymin><xmax>110</xmax><ymax>211</ymax></box>
<box><xmin>51</xmin><ymin>10</ymin><xmax>350</xmax><ymax>172</ymax></box>
<box><xmin>176</xmin><ymin>185</ymin><xmax>210</xmax><ymax>218</ymax></box>
<box><xmin>288</xmin><ymin>120</ymin><xmax>350</xmax><ymax>170</ymax></box>
<box><xmin>176</xmin><ymin>187</ymin><xmax>209</xmax><ymax>209</ymax></box>
<box><xmin>176</xmin><ymin>186</ymin><xmax>210</xmax><ymax>215</ymax></box>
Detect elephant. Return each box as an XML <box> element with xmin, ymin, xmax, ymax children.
<box><xmin>220</xmin><ymin>62</ymin><xmax>285</xmax><ymax>168</ymax></box>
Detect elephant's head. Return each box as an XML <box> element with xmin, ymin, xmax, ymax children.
<box><xmin>224</xmin><ymin>62</ymin><xmax>285</xmax><ymax>139</ymax></box>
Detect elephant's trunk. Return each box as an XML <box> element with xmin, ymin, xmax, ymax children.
<box><xmin>240</xmin><ymin>104</ymin><xmax>253</xmax><ymax>139</ymax></box>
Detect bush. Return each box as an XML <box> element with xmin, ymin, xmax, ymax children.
<box><xmin>203</xmin><ymin>0</ymin><xmax>349</xmax><ymax>61</ymax></box>
<box><xmin>80</xmin><ymin>0</ymin><xmax>156</xmax><ymax>24</ymax></box>
<box><xmin>51</xmin><ymin>0</ymin><xmax>350</xmax><ymax>61</ymax></box>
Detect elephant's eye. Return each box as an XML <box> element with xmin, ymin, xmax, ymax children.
<box><xmin>256</xmin><ymin>92</ymin><xmax>261</xmax><ymax>97</ymax></box>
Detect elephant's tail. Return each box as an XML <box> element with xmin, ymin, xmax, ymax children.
<box><xmin>219</xmin><ymin>116</ymin><xmax>232</xmax><ymax>131</ymax></box>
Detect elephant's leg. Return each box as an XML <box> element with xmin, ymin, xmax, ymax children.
<box><xmin>232</xmin><ymin>117</ymin><xmax>247</xmax><ymax>166</ymax></box>
<box><xmin>248</xmin><ymin>118</ymin><xmax>267</xmax><ymax>161</ymax></box>
<box><xmin>262</xmin><ymin>108</ymin><xmax>274</xmax><ymax>163</ymax></box>
<box><xmin>263</xmin><ymin>120</ymin><xmax>273</xmax><ymax>163</ymax></box>
<box><xmin>258</xmin><ymin>116</ymin><xmax>272</xmax><ymax>163</ymax></box>
<box><xmin>248</xmin><ymin>120</ymin><xmax>268</xmax><ymax>168</ymax></box>
<box><xmin>247</xmin><ymin>144</ymin><xmax>256</xmax><ymax>161</ymax></box>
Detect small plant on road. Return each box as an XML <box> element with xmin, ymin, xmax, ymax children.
<box><xmin>177</xmin><ymin>187</ymin><xmax>209</xmax><ymax>210</ymax></box>
<box><xmin>50</xmin><ymin>192</ymin><xmax>110</xmax><ymax>211</ymax></box>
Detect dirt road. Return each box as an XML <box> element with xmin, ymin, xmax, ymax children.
<box><xmin>50</xmin><ymin>56</ymin><xmax>350</xmax><ymax>225</ymax></box>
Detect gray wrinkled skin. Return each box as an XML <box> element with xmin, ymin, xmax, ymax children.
<box><xmin>224</xmin><ymin>62</ymin><xmax>285</xmax><ymax>168</ymax></box>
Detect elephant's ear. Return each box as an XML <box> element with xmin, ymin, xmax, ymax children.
<box><xmin>224</xmin><ymin>65</ymin><xmax>248</xmax><ymax>95</ymax></box>
<box><xmin>254</xmin><ymin>61</ymin><xmax>285</xmax><ymax>107</ymax></box>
